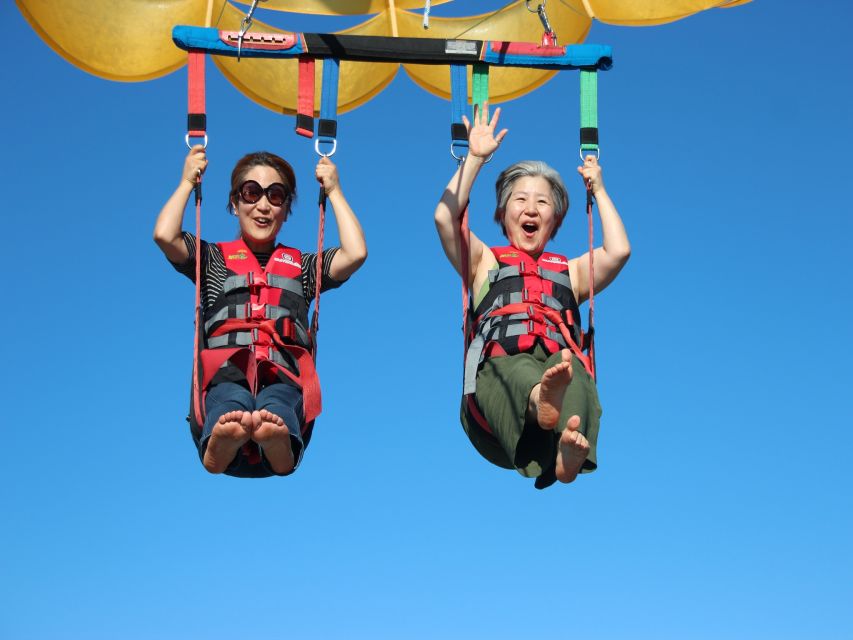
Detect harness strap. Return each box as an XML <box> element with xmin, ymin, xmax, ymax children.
<box><xmin>586</xmin><ymin>187</ymin><xmax>596</xmax><ymax>379</ymax></box>
<box><xmin>472</xmin><ymin>63</ymin><xmax>489</xmax><ymax>116</ymax></box>
<box><xmin>191</xmin><ymin>171</ymin><xmax>204</xmax><ymax>425</ymax></box>
<box><xmin>187</xmin><ymin>51</ymin><xmax>206</xmax><ymax>141</ymax></box>
<box><xmin>203</xmin><ymin>304</ymin><xmax>297</xmax><ymax>332</ymax></box>
<box><xmin>316</xmin><ymin>57</ymin><xmax>339</xmax><ymax>156</ymax></box>
<box><xmin>450</xmin><ymin>64</ymin><xmax>469</xmax><ymax>160</ymax></box>
<box><xmin>579</xmin><ymin>69</ymin><xmax>599</xmax><ymax>155</ymax></box>
<box><xmin>311</xmin><ymin>185</ymin><xmax>326</xmax><ymax>342</ymax></box>
<box><xmin>266</xmin><ymin>273</ymin><xmax>304</xmax><ymax>296</ymax></box>
<box><xmin>208</xmin><ymin>332</ymin><xmax>255</xmax><ymax>348</ymax></box>
<box><xmin>295</xmin><ymin>55</ymin><xmax>315</xmax><ymax>138</ymax></box>
<box><xmin>580</xmin><ymin>68</ymin><xmax>598</xmax><ymax>379</ymax></box>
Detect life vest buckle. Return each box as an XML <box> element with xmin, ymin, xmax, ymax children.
<box><xmin>248</xmin><ymin>273</ymin><xmax>267</xmax><ymax>293</ymax></box>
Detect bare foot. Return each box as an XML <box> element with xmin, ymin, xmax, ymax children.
<box><xmin>252</xmin><ymin>409</ymin><xmax>294</xmax><ymax>475</ymax></box>
<box><xmin>203</xmin><ymin>411</ymin><xmax>255</xmax><ymax>474</ymax></box>
<box><xmin>528</xmin><ymin>349</ymin><xmax>573</xmax><ymax>430</ymax></box>
<box><xmin>555</xmin><ymin>415</ymin><xmax>590</xmax><ymax>483</ymax></box>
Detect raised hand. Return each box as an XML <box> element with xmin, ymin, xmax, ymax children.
<box><xmin>463</xmin><ymin>101</ymin><xmax>508</xmax><ymax>160</ymax></box>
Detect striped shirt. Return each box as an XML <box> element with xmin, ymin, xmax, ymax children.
<box><xmin>171</xmin><ymin>231</ymin><xmax>343</xmax><ymax>314</ymax></box>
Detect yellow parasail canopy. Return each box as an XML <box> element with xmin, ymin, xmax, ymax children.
<box><xmin>16</xmin><ymin>0</ymin><xmax>751</xmax><ymax>112</ymax></box>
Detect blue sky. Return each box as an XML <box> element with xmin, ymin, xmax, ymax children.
<box><xmin>2</xmin><ymin>1</ymin><xmax>851</xmax><ymax>638</ymax></box>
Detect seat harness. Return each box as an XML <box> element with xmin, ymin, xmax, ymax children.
<box><xmin>189</xmin><ymin>239</ymin><xmax>322</xmax><ymax>459</ymax></box>
<box><xmin>462</xmin><ymin>246</ymin><xmax>595</xmax><ymax>435</ymax></box>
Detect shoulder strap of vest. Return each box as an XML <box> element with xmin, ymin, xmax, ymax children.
<box><xmin>219</xmin><ymin>238</ymin><xmax>262</xmax><ymax>274</ymax></box>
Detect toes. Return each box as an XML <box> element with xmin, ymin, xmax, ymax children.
<box><xmin>561</xmin><ymin>428</ymin><xmax>589</xmax><ymax>452</ymax></box>
<box><xmin>218</xmin><ymin>410</ymin><xmax>246</xmax><ymax>425</ymax></box>
<box><xmin>241</xmin><ymin>412</ymin><xmax>255</xmax><ymax>430</ymax></box>
<box><xmin>258</xmin><ymin>409</ymin><xmax>284</xmax><ymax>426</ymax></box>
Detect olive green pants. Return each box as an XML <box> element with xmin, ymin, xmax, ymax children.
<box><xmin>460</xmin><ymin>345</ymin><xmax>601</xmax><ymax>489</ymax></box>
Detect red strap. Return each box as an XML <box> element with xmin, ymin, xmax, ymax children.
<box><xmin>191</xmin><ymin>173</ymin><xmax>204</xmax><ymax>424</ymax></box>
<box><xmin>466</xmin><ymin>394</ymin><xmax>493</xmax><ymax>435</ymax></box>
<box><xmin>293</xmin><ymin>349</ymin><xmax>322</xmax><ymax>425</ymax></box>
<box><xmin>460</xmin><ymin>203</ymin><xmax>471</xmax><ymax>364</ymax></box>
<box><xmin>586</xmin><ymin>185</ymin><xmax>596</xmax><ymax>380</ymax></box>
<box><xmin>311</xmin><ymin>192</ymin><xmax>326</xmax><ymax>341</ymax></box>
<box><xmin>295</xmin><ymin>56</ymin><xmax>315</xmax><ymax>138</ymax></box>
<box><xmin>187</xmin><ymin>51</ymin><xmax>206</xmax><ymax>137</ymax></box>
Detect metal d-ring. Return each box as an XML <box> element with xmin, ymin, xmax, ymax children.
<box><xmin>315</xmin><ymin>137</ymin><xmax>337</xmax><ymax>158</ymax></box>
<box><xmin>579</xmin><ymin>147</ymin><xmax>600</xmax><ymax>162</ymax></box>
<box><xmin>186</xmin><ymin>133</ymin><xmax>208</xmax><ymax>150</ymax></box>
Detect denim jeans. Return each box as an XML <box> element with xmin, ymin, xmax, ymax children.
<box><xmin>201</xmin><ymin>381</ymin><xmax>304</xmax><ymax>477</ymax></box>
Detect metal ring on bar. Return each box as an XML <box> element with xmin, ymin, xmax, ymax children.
<box><xmin>315</xmin><ymin>138</ymin><xmax>337</xmax><ymax>158</ymax></box>
<box><xmin>579</xmin><ymin>147</ymin><xmax>600</xmax><ymax>162</ymax></box>
<box><xmin>450</xmin><ymin>141</ymin><xmax>469</xmax><ymax>162</ymax></box>
<box><xmin>525</xmin><ymin>0</ymin><xmax>544</xmax><ymax>13</ymax></box>
<box><xmin>450</xmin><ymin>143</ymin><xmax>493</xmax><ymax>165</ymax></box>
<box><xmin>186</xmin><ymin>133</ymin><xmax>209</xmax><ymax>150</ymax></box>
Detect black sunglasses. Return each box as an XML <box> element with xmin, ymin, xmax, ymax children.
<box><xmin>235</xmin><ymin>180</ymin><xmax>290</xmax><ymax>207</ymax></box>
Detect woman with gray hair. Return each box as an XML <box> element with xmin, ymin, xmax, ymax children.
<box><xmin>434</xmin><ymin>104</ymin><xmax>630</xmax><ymax>489</ymax></box>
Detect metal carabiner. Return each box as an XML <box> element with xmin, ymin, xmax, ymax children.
<box><xmin>237</xmin><ymin>0</ymin><xmax>267</xmax><ymax>60</ymax></box>
<box><xmin>525</xmin><ymin>0</ymin><xmax>556</xmax><ymax>44</ymax></box>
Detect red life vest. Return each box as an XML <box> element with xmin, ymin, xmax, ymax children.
<box><xmin>190</xmin><ymin>239</ymin><xmax>321</xmax><ymax>446</ymax></box>
<box><xmin>463</xmin><ymin>246</ymin><xmax>593</xmax><ymax>432</ymax></box>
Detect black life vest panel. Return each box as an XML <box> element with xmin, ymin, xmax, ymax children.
<box><xmin>463</xmin><ymin>246</ymin><xmax>592</xmax><ymax>396</ymax></box>
<box><xmin>189</xmin><ymin>239</ymin><xmax>321</xmax><ymax>449</ymax></box>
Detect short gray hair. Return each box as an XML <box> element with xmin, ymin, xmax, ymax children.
<box><xmin>493</xmin><ymin>160</ymin><xmax>569</xmax><ymax>239</ymax></box>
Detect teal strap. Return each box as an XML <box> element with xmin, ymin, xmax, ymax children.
<box><xmin>472</xmin><ymin>63</ymin><xmax>489</xmax><ymax>117</ymax></box>
<box><xmin>580</xmin><ymin>69</ymin><xmax>599</xmax><ymax>154</ymax></box>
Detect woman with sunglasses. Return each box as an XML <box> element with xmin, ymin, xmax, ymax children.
<box><xmin>154</xmin><ymin>145</ymin><xmax>367</xmax><ymax>477</ymax></box>
<box><xmin>434</xmin><ymin>105</ymin><xmax>630</xmax><ymax>489</ymax></box>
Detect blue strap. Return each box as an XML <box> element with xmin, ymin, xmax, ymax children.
<box><xmin>450</xmin><ymin>63</ymin><xmax>468</xmax><ymax>160</ymax></box>
<box><xmin>321</xmin><ymin>57</ymin><xmax>339</xmax><ymax>123</ymax></box>
<box><xmin>317</xmin><ymin>57</ymin><xmax>339</xmax><ymax>155</ymax></box>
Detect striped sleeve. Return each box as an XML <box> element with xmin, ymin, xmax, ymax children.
<box><xmin>170</xmin><ymin>232</ymin><xmax>227</xmax><ymax>313</ymax></box>
<box><xmin>301</xmin><ymin>247</ymin><xmax>343</xmax><ymax>304</ymax></box>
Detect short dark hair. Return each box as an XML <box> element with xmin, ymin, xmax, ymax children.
<box><xmin>227</xmin><ymin>151</ymin><xmax>297</xmax><ymax>215</ymax></box>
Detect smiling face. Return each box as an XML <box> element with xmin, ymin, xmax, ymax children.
<box><xmin>231</xmin><ymin>164</ymin><xmax>288</xmax><ymax>253</ymax></box>
<box><xmin>501</xmin><ymin>175</ymin><xmax>557</xmax><ymax>257</ymax></box>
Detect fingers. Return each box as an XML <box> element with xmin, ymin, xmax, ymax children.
<box><xmin>488</xmin><ymin>105</ymin><xmax>501</xmax><ymax>128</ymax></box>
<box><xmin>184</xmin><ymin>144</ymin><xmax>208</xmax><ymax>182</ymax></box>
<box><xmin>315</xmin><ymin>157</ymin><xmax>339</xmax><ymax>191</ymax></box>
<box><xmin>577</xmin><ymin>155</ymin><xmax>602</xmax><ymax>178</ymax></box>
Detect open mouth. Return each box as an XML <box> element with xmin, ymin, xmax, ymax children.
<box><xmin>253</xmin><ymin>216</ymin><xmax>272</xmax><ymax>228</ymax></box>
<box><xmin>521</xmin><ymin>222</ymin><xmax>538</xmax><ymax>236</ymax></box>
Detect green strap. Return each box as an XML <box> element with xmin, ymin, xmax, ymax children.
<box><xmin>580</xmin><ymin>69</ymin><xmax>599</xmax><ymax>153</ymax></box>
<box><xmin>472</xmin><ymin>63</ymin><xmax>489</xmax><ymax>117</ymax></box>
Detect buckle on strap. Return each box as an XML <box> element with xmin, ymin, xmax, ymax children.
<box><xmin>248</xmin><ymin>273</ymin><xmax>267</xmax><ymax>293</ymax></box>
